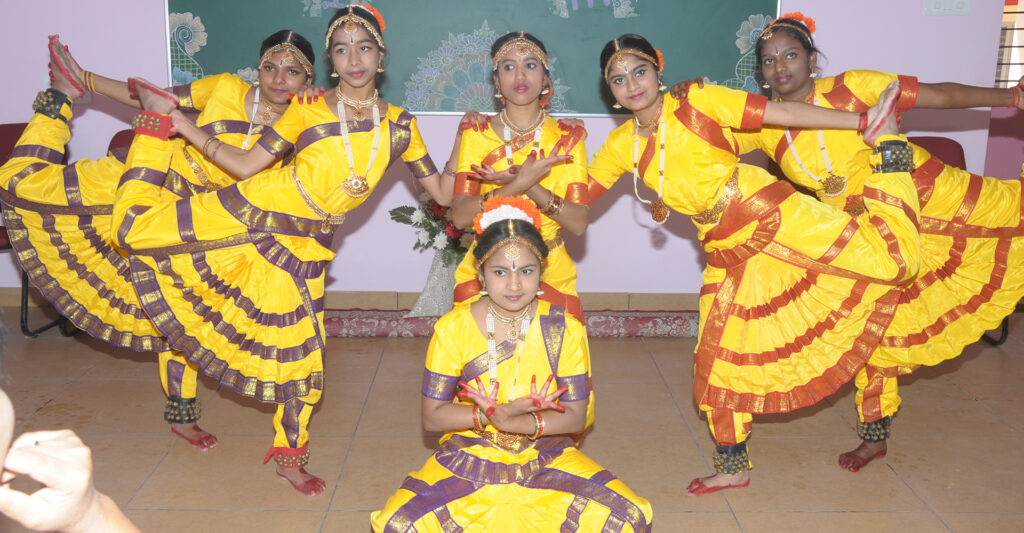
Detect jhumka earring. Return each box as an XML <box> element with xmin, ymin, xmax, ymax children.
<box><xmin>536</xmin><ymin>288</ymin><xmax>545</xmax><ymax>296</ymax></box>
<box><xmin>612</xmin><ymin>102</ymin><xmax>622</xmax><ymax>109</ymax></box>
<box><xmin>658</xmin><ymin>78</ymin><xmax>667</xmax><ymax>92</ymax></box>
<box><xmin>540</xmin><ymin>88</ymin><xmax>550</xmax><ymax>95</ymax></box>
<box><xmin>809</xmin><ymin>72</ymin><xmax>817</xmax><ymax>78</ymax></box>
<box><xmin>494</xmin><ymin>84</ymin><xmax>502</xmax><ymax>98</ymax></box>
<box><xmin>377</xmin><ymin>60</ymin><xmax>385</xmax><ymax>74</ymax></box>
<box><xmin>761</xmin><ymin>82</ymin><xmax>770</xmax><ymax>89</ymax></box>
<box><xmin>330</xmin><ymin>70</ymin><xmax>339</xmax><ymax>78</ymax></box>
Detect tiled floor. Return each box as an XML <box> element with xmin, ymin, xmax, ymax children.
<box><xmin>1</xmin><ymin>306</ymin><xmax>1023</xmax><ymax>532</ymax></box>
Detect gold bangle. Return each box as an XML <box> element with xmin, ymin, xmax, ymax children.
<box><xmin>201</xmin><ymin>137</ymin><xmax>218</xmax><ymax>159</ymax></box>
<box><xmin>550</xmin><ymin>194</ymin><xmax>564</xmax><ymax>216</ymax></box>
<box><xmin>444</xmin><ymin>163</ymin><xmax>457</xmax><ymax>176</ymax></box>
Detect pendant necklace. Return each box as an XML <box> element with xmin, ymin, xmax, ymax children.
<box><xmin>336</xmin><ymin>89</ymin><xmax>381</xmax><ymax>198</ymax></box>
<box><xmin>501</xmin><ymin>108</ymin><xmax>545</xmax><ymax>167</ymax></box>
<box><xmin>337</xmin><ymin>87</ymin><xmax>378</xmax><ymax>121</ymax></box>
<box><xmin>783</xmin><ymin>95</ymin><xmax>847</xmax><ymax>197</ymax></box>
<box><xmin>486</xmin><ymin>300</ymin><xmax>532</xmax><ymax>402</ymax></box>
<box><xmin>632</xmin><ymin>103</ymin><xmax>669</xmax><ymax>224</ymax></box>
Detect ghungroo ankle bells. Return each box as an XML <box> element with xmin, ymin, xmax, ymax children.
<box><xmin>713</xmin><ymin>441</ymin><xmax>751</xmax><ymax>474</ymax></box>
<box><xmin>164</xmin><ymin>397</ymin><xmax>201</xmax><ymax>424</ymax></box>
<box><xmin>873</xmin><ymin>139</ymin><xmax>914</xmax><ymax>173</ymax></box>
<box><xmin>263</xmin><ymin>445</ymin><xmax>310</xmax><ymax>468</ymax></box>
<box><xmin>857</xmin><ymin>416</ymin><xmax>892</xmax><ymax>442</ymax></box>
<box><xmin>132</xmin><ymin>111</ymin><xmax>173</xmax><ymax>140</ymax></box>
<box><xmin>32</xmin><ymin>89</ymin><xmax>72</xmax><ymax>123</ymax></box>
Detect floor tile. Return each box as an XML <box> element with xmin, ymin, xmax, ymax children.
<box><xmin>887</xmin><ymin>436</ymin><xmax>1024</xmax><ymax>513</ymax></box>
<box><xmin>356</xmin><ymin>381</ymin><xmax>432</xmax><ymax>438</ymax></box>
<box><xmin>330</xmin><ymin>436</ymin><xmax>436</xmax><ymax>512</ymax></box>
<box><xmin>322</xmin><ymin>337</ymin><xmax>386</xmax><ymax>383</ymax></box>
<box><xmin>890</xmin><ymin>382</ymin><xmax>1019</xmax><ymax>438</ymax></box>
<box><xmin>938</xmin><ymin>512</ymin><xmax>1024</xmax><ymax>533</ymax></box>
<box><xmin>645</xmin><ymin>337</ymin><xmax>696</xmax><ymax>384</ymax></box>
<box><xmin>129</xmin><ymin>435</ymin><xmax>349</xmax><ymax>511</ymax></box>
<box><xmin>734</xmin><ymin>511</ymin><xmax>948</xmax><ymax>532</ymax></box>
<box><xmin>589</xmin><ymin>339</ymin><xmax>661</xmax><ymax>383</ymax></box>
<box><xmin>124</xmin><ymin>510</ymin><xmax>327</xmax><ymax>533</ymax></box>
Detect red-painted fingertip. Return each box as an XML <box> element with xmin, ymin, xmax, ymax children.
<box><xmin>555</xmin><ymin>405</ymin><xmax>566</xmax><ymax>413</ymax></box>
<box><xmin>457</xmin><ymin>391</ymin><xmax>468</xmax><ymax>397</ymax></box>
<box><xmin>533</xmin><ymin>399</ymin><xmax>542</xmax><ymax>408</ymax></box>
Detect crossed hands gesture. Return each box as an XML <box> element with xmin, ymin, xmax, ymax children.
<box><xmin>458</xmin><ymin>375</ymin><xmax>568</xmax><ymax>431</ymax></box>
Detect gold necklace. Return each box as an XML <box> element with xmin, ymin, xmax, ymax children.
<box><xmin>487</xmin><ymin>300</ymin><xmax>532</xmax><ymax>343</ymax></box>
<box><xmin>258</xmin><ymin>96</ymin><xmax>283</xmax><ymax>124</ymax></box>
<box><xmin>336</xmin><ymin>87</ymin><xmax>379</xmax><ymax>120</ymax></box>
<box><xmin>499</xmin><ymin>108</ymin><xmax>545</xmax><ymax>137</ymax></box>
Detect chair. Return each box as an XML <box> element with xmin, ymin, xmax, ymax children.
<box><xmin>0</xmin><ymin>122</ymin><xmax>77</xmax><ymax>337</ymax></box>
<box><xmin>907</xmin><ymin>136</ymin><xmax>1018</xmax><ymax>347</ymax></box>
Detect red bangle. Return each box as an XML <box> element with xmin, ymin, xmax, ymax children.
<box><xmin>472</xmin><ymin>405</ymin><xmax>484</xmax><ymax>431</ymax></box>
<box><xmin>131</xmin><ymin>111</ymin><xmax>173</xmax><ymax>140</ymax></box>
<box><xmin>857</xmin><ymin>112</ymin><xmax>868</xmax><ymax>134</ymax></box>
<box><xmin>529</xmin><ymin>411</ymin><xmax>545</xmax><ymax>440</ymax></box>
<box><xmin>1010</xmin><ymin>85</ymin><xmax>1022</xmax><ymax>108</ymax></box>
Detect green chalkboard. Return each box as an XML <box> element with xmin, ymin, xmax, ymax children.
<box><xmin>167</xmin><ymin>0</ymin><xmax>775</xmax><ymax>114</ymax></box>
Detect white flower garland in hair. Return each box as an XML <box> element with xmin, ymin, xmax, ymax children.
<box><xmin>478</xmin><ymin>205</ymin><xmax>533</xmax><ymax>231</ymax></box>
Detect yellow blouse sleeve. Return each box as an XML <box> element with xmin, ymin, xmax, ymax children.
<box><xmin>687</xmin><ymin>84</ymin><xmax>768</xmax><ymax>130</ymax></box>
<box><xmin>454</xmin><ymin>129</ymin><xmax>488</xmax><ymax>197</ymax></box>
<box><xmin>256</xmin><ymin>101</ymin><xmax>305</xmax><ymax>158</ymax></box>
<box><xmin>732</xmin><ymin>130</ymin><xmax>767</xmax><ymax>156</ymax></box>
<box><xmin>825</xmin><ymin>70</ymin><xmax>919</xmax><ymax>112</ymax></box>
<box><xmin>587</xmin><ymin>125</ymin><xmax>631</xmax><ymax>203</ymax></box>
<box><xmin>399</xmin><ymin>114</ymin><xmax>438</xmax><ymax>179</ymax></box>
<box><xmin>422</xmin><ymin>313</ymin><xmax>466</xmax><ymax>401</ymax></box>
<box><xmin>563</xmin><ymin>129</ymin><xmax>589</xmax><ymax>206</ymax></box>
<box><xmin>554</xmin><ymin>316</ymin><xmax>591</xmax><ymax>403</ymax></box>
<box><xmin>171</xmin><ymin>72</ymin><xmax>232</xmax><ymax>113</ymax></box>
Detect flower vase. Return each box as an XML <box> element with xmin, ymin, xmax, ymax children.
<box><xmin>406</xmin><ymin>249</ymin><xmax>458</xmax><ymax>317</ymax></box>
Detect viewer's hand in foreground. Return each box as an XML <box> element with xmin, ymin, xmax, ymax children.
<box><xmin>0</xmin><ymin>430</ymin><xmax>139</xmax><ymax>533</ymax></box>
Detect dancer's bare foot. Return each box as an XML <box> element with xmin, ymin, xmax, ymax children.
<box><xmin>47</xmin><ymin>35</ymin><xmax>89</xmax><ymax>104</ymax></box>
<box><xmin>169</xmin><ymin>423</ymin><xmax>219</xmax><ymax>451</ymax></box>
<box><xmin>128</xmin><ymin>77</ymin><xmax>178</xmax><ymax>114</ymax></box>
<box><xmin>838</xmin><ymin>440</ymin><xmax>887</xmax><ymax>472</ymax></box>
<box><xmin>686</xmin><ymin>470</ymin><xmax>750</xmax><ymax>496</ymax></box>
<box><xmin>276</xmin><ymin>465</ymin><xmax>326</xmax><ymax>496</ymax></box>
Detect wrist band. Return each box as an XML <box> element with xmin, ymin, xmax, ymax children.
<box><xmin>131</xmin><ymin>111</ymin><xmax>173</xmax><ymax>140</ymax></box>
<box><xmin>528</xmin><ymin>411</ymin><xmax>545</xmax><ymax>440</ymax></box>
<box><xmin>444</xmin><ymin>164</ymin><xmax>457</xmax><ymax>177</ymax></box>
<box><xmin>1011</xmin><ymin>85</ymin><xmax>1023</xmax><ymax>108</ymax></box>
<box><xmin>873</xmin><ymin>138</ymin><xmax>914</xmax><ymax>173</ymax></box>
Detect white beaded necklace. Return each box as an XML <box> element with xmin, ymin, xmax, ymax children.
<box><xmin>632</xmin><ymin>107</ymin><xmax>669</xmax><ymax>224</ymax></box>
<box><xmin>486</xmin><ymin>302</ymin><xmax>532</xmax><ymax>402</ymax></box>
<box><xmin>336</xmin><ymin>91</ymin><xmax>381</xmax><ymax>198</ymax></box>
<box><xmin>782</xmin><ymin>95</ymin><xmax>847</xmax><ymax>198</ymax></box>
<box><xmin>242</xmin><ymin>85</ymin><xmax>262</xmax><ymax>149</ymax></box>
<box><xmin>502</xmin><ymin>109</ymin><xmax>545</xmax><ymax>167</ymax></box>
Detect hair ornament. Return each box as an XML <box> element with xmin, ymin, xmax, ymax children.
<box><xmin>492</xmin><ymin>33</ymin><xmax>549</xmax><ymax>71</ymax></box>
<box><xmin>325</xmin><ymin>4</ymin><xmax>386</xmax><ymax>50</ymax></box>
<box><xmin>759</xmin><ymin>12</ymin><xmax>816</xmax><ymax>41</ymax></box>
<box><xmin>653</xmin><ymin>48</ymin><xmax>665</xmax><ymax>73</ymax></box>
<box><xmin>604</xmin><ymin>47</ymin><xmax>661</xmax><ymax>80</ymax></box>
<box><xmin>259</xmin><ymin>43</ymin><xmax>314</xmax><ymax>78</ymax></box>
<box><xmin>473</xmin><ymin>196</ymin><xmax>542</xmax><ymax>235</ymax></box>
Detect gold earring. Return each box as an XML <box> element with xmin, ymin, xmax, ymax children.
<box><xmin>540</xmin><ymin>88</ymin><xmax>550</xmax><ymax>95</ymax></box>
<box><xmin>809</xmin><ymin>72</ymin><xmax>817</xmax><ymax>78</ymax></box>
<box><xmin>330</xmin><ymin>70</ymin><xmax>339</xmax><ymax>78</ymax></box>
<box><xmin>761</xmin><ymin>82</ymin><xmax>770</xmax><ymax>89</ymax></box>
<box><xmin>536</xmin><ymin>289</ymin><xmax>544</xmax><ymax>296</ymax></box>
<box><xmin>478</xmin><ymin>278</ymin><xmax>487</xmax><ymax>296</ymax></box>
<box><xmin>612</xmin><ymin>102</ymin><xmax>622</xmax><ymax>109</ymax></box>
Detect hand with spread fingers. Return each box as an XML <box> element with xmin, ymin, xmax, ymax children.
<box><xmin>457</xmin><ymin>377</ymin><xmax>499</xmax><ymax>417</ymax></box>
<box><xmin>669</xmin><ymin>76</ymin><xmax>705</xmax><ymax>100</ymax></box>
<box><xmin>524</xmin><ymin>374</ymin><xmax>568</xmax><ymax>412</ymax></box>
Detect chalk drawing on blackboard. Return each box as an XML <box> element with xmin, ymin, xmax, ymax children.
<box><xmin>550</xmin><ymin>0</ymin><xmax>638</xmax><ymax>19</ymax></box>
<box><xmin>169</xmin><ymin>12</ymin><xmax>207</xmax><ymax>85</ymax></box>
<box><xmin>402</xmin><ymin>21</ymin><xmax>574</xmax><ymax>113</ymax></box>
<box><xmin>302</xmin><ymin>0</ymin><xmax>366</xmax><ymax>18</ymax></box>
<box><xmin>710</xmin><ymin>14</ymin><xmax>771</xmax><ymax>94</ymax></box>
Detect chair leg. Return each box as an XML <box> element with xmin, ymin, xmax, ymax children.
<box><xmin>982</xmin><ymin>317</ymin><xmax>1010</xmax><ymax>347</ymax></box>
<box><xmin>19</xmin><ymin>270</ymin><xmax>64</xmax><ymax>338</ymax></box>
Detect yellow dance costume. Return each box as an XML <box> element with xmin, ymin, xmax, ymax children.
<box><xmin>371</xmin><ymin>301</ymin><xmax>652</xmax><ymax>532</ymax></box>
<box><xmin>0</xmin><ymin>75</ymin><xmax>288</xmax><ymax>426</ymax></box>
<box><xmin>587</xmin><ymin>85</ymin><xmax>921</xmax><ymax>466</ymax></box>
<box><xmin>737</xmin><ymin>69</ymin><xmax>1024</xmax><ymax>435</ymax></box>
<box><xmin>452</xmin><ymin>118</ymin><xmax>589</xmax><ymax>321</ymax></box>
<box><xmin>113</xmin><ymin>99</ymin><xmax>436</xmax><ymax>458</ymax></box>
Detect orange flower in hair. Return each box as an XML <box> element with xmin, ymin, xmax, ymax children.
<box><xmin>473</xmin><ymin>196</ymin><xmax>542</xmax><ymax>235</ymax></box>
<box><xmin>654</xmin><ymin>48</ymin><xmax>665</xmax><ymax>73</ymax></box>
<box><xmin>354</xmin><ymin>3</ymin><xmax>386</xmax><ymax>31</ymax></box>
<box><xmin>781</xmin><ymin>11</ymin><xmax>816</xmax><ymax>34</ymax></box>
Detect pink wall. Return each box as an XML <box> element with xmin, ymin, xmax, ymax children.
<box><xmin>0</xmin><ymin>1</ymin><xmax>1006</xmax><ymax>296</ymax></box>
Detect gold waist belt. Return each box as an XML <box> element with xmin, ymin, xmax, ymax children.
<box><xmin>692</xmin><ymin>172</ymin><xmax>740</xmax><ymax>226</ymax></box>
<box><xmin>473</xmin><ymin>429</ymin><xmax>535</xmax><ymax>453</ymax></box>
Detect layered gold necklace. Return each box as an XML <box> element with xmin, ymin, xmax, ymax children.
<box><xmin>337</xmin><ymin>87</ymin><xmax>379</xmax><ymax>120</ymax></box>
